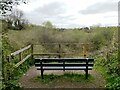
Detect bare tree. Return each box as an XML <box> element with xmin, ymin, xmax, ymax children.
<box><xmin>12</xmin><ymin>9</ymin><xmax>24</xmax><ymax>29</ymax></box>
<box><xmin>0</xmin><ymin>0</ymin><xmax>28</xmax><ymax>31</ymax></box>
<box><xmin>4</xmin><ymin>9</ymin><xmax>28</xmax><ymax>30</ymax></box>
<box><xmin>0</xmin><ymin>0</ymin><xmax>28</xmax><ymax>15</ymax></box>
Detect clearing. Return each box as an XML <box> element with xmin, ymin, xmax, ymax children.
<box><xmin>19</xmin><ymin>66</ymin><xmax>106</xmax><ymax>88</ymax></box>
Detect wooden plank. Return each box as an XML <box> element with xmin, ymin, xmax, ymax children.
<box><xmin>33</xmin><ymin>53</ymin><xmax>60</xmax><ymax>56</ymax></box>
<box><xmin>14</xmin><ymin>54</ymin><xmax>31</xmax><ymax>68</ymax></box>
<box><xmin>35</xmin><ymin>58</ymin><xmax>94</xmax><ymax>62</ymax></box>
<box><xmin>36</xmin><ymin>66</ymin><xmax>93</xmax><ymax>70</ymax></box>
<box><xmin>19</xmin><ymin>52</ymin><xmax>22</xmax><ymax>61</ymax></box>
<box><xmin>31</xmin><ymin>44</ymin><xmax>33</xmax><ymax>60</ymax></box>
<box><xmin>11</xmin><ymin>45</ymin><xmax>31</xmax><ymax>56</ymax></box>
<box><xmin>34</xmin><ymin>43</ymin><xmax>92</xmax><ymax>45</ymax></box>
<box><xmin>35</xmin><ymin>63</ymin><xmax>94</xmax><ymax>67</ymax></box>
<box><xmin>33</xmin><ymin>53</ymin><xmax>79</xmax><ymax>55</ymax></box>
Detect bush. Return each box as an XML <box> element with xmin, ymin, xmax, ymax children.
<box><xmin>90</xmin><ymin>33</ymin><xmax>104</xmax><ymax>50</ymax></box>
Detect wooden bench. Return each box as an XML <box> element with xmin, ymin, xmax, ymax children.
<box><xmin>34</xmin><ymin>58</ymin><xmax>94</xmax><ymax>79</ymax></box>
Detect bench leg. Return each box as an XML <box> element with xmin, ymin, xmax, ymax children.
<box><xmin>41</xmin><ymin>69</ymin><xmax>44</xmax><ymax>79</ymax></box>
<box><xmin>63</xmin><ymin>66</ymin><xmax>65</xmax><ymax>72</ymax></box>
<box><xmin>85</xmin><ymin>70</ymin><xmax>88</xmax><ymax>79</ymax></box>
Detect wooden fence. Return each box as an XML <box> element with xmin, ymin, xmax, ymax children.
<box><xmin>6</xmin><ymin>42</ymin><xmax>115</xmax><ymax>75</ymax></box>
<box><xmin>33</xmin><ymin>43</ymin><xmax>91</xmax><ymax>58</ymax></box>
<box><xmin>7</xmin><ymin>44</ymin><xmax>33</xmax><ymax>68</ymax></box>
<box><xmin>8</xmin><ymin>43</ymin><xmax>92</xmax><ymax>69</ymax></box>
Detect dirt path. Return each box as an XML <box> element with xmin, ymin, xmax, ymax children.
<box><xmin>19</xmin><ymin>66</ymin><xmax>106</xmax><ymax>88</ymax></box>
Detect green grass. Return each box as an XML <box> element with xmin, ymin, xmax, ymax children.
<box><xmin>94</xmin><ymin>65</ymin><xmax>119</xmax><ymax>89</ymax></box>
<box><xmin>0</xmin><ymin>82</ymin><xmax>2</xmax><ymax>90</ymax></box>
<box><xmin>94</xmin><ymin>65</ymin><xmax>108</xmax><ymax>79</ymax></box>
<box><xmin>33</xmin><ymin>73</ymin><xmax>94</xmax><ymax>85</ymax></box>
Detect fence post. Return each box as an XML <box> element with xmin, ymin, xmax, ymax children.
<box><xmin>6</xmin><ymin>55</ymin><xmax>11</xmax><ymax>81</ymax></box>
<box><xmin>83</xmin><ymin>44</ymin><xmax>86</xmax><ymax>58</ymax></box>
<box><xmin>19</xmin><ymin>52</ymin><xmax>22</xmax><ymax>61</ymax></box>
<box><xmin>58</xmin><ymin>43</ymin><xmax>61</xmax><ymax>58</ymax></box>
<box><xmin>31</xmin><ymin>44</ymin><xmax>33</xmax><ymax>60</ymax></box>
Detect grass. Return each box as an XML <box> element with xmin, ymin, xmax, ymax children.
<box><xmin>33</xmin><ymin>73</ymin><xmax>94</xmax><ymax>85</ymax></box>
<box><xmin>94</xmin><ymin>64</ymin><xmax>108</xmax><ymax>78</ymax></box>
<box><xmin>94</xmin><ymin>56</ymin><xmax>120</xmax><ymax>89</ymax></box>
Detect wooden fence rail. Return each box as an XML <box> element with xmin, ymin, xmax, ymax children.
<box><xmin>8</xmin><ymin>44</ymin><xmax>33</xmax><ymax>68</ymax></box>
<box><xmin>33</xmin><ymin>43</ymin><xmax>92</xmax><ymax>58</ymax></box>
<box><xmin>8</xmin><ymin>43</ymin><xmax>91</xmax><ymax>68</ymax></box>
<box><xmin>11</xmin><ymin>45</ymin><xmax>32</xmax><ymax>56</ymax></box>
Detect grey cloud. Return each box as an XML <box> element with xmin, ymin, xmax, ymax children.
<box><xmin>24</xmin><ymin>11</ymin><xmax>75</xmax><ymax>27</ymax></box>
<box><xmin>35</xmin><ymin>2</ymin><xmax>65</xmax><ymax>16</ymax></box>
<box><xmin>66</xmin><ymin>23</ymin><xmax>82</xmax><ymax>28</ymax></box>
<box><xmin>25</xmin><ymin>2</ymin><xmax>76</xmax><ymax>27</ymax></box>
<box><xmin>53</xmin><ymin>15</ymin><xmax>76</xmax><ymax>23</ymax></box>
<box><xmin>80</xmin><ymin>1</ymin><xmax>118</xmax><ymax>14</ymax></box>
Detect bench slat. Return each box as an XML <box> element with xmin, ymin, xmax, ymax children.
<box><xmin>35</xmin><ymin>63</ymin><xmax>94</xmax><ymax>67</ymax></box>
<box><xmin>35</xmin><ymin>58</ymin><xmax>94</xmax><ymax>63</ymax></box>
<box><xmin>36</xmin><ymin>66</ymin><xmax>93</xmax><ymax>70</ymax></box>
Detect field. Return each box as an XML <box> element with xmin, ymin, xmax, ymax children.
<box><xmin>1</xmin><ymin>22</ymin><xmax>119</xmax><ymax>89</ymax></box>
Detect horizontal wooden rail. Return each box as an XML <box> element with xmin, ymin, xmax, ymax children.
<box><xmin>14</xmin><ymin>54</ymin><xmax>31</xmax><ymax>68</ymax></box>
<box><xmin>35</xmin><ymin>63</ymin><xmax>94</xmax><ymax>67</ymax></box>
<box><xmin>33</xmin><ymin>53</ymin><xmax>82</xmax><ymax>56</ymax></box>
<box><xmin>33</xmin><ymin>53</ymin><xmax>60</xmax><ymax>56</ymax></box>
<box><xmin>11</xmin><ymin>45</ymin><xmax>31</xmax><ymax>56</ymax></box>
<box><xmin>35</xmin><ymin>58</ymin><xmax>94</xmax><ymax>62</ymax></box>
<box><xmin>34</xmin><ymin>43</ymin><xmax>92</xmax><ymax>45</ymax></box>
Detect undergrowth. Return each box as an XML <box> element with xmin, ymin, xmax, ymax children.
<box><xmin>94</xmin><ymin>51</ymin><xmax>120</xmax><ymax>90</ymax></box>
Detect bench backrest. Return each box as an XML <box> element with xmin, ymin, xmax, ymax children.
<box><xmin>35</xmin><ymin>58</ymin><xmax>94</xmax><ymax>70</ymax></box>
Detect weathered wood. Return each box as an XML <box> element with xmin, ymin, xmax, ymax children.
<box><xmin>19</xmin><ymin>52</ymin><xmax>22</xmax><ymax>61</ymax></box>
<box><xmin>58</xmin><ymin>44</ymin><xmax>61</xmax><ymax>58</ymax></box>
<box><xmin>14</xmin><ymin>54</ymin><xmax>31</xmax><ymax>68</ymax></box>
<box><xmin>33</xmin><ymin>53</ymin><xmax>82</xmax><ymax>56</ymax></box>
<box><xmin>31</xmin><ymin>44</ymin><xmax>33</xmax><ymax>60</ymax></box>
<box><xmin>11</xmin><ymin>45</ymin><xmax>31</xmax><ymax>56</ymax></box>
<box><xmin>35</xmin><ymin>58</ymin><xmax>94</xmax><ymax>62</ymax></box>
<box><xmin>34</xmin><ymin>43</ymin><xmax>91</xmax><ymax>45</ymax></box>
<box><xmin>33</xmin><ymin>53</ymin><xmax>60</xmax><ymax>56</ymax></box>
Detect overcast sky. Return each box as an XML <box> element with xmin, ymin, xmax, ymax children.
<box><xmin>17</xmin><ymin>0</ymin><xmax>119</xmax><ymax>28</ymax></box>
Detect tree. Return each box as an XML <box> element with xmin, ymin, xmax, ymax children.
<box><xmin>3</xmin><ymin>9</ymin><xmax>28</xmax><ymax>30</ymax></box>
<box><xmin>0</xmin><ymin>0</ymin><xmax>28</xmax><ymax>15</ymax></box>
<box><xmin>12</xmin><ymin>9</ymin><xmax>25</xmax><ymax>30</ymax></box>
<box><xmin>42</xmin><ymin>21</ymin><xmax>55</xmax><ymax>29</ymax></box>
<box><xmin>1</xmin><ymin>0</ymin><xmax>28</xmax><ymax>32</ymax></box>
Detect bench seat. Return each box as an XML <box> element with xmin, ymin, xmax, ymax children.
<box><xmin>36</xmin><ymin>66</ymin><xmax>93</xmax><ymax>70</ymax></box>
